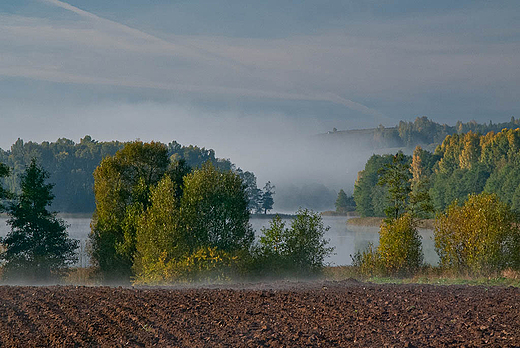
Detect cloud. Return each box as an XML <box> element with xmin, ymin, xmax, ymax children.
<box><xmin>1</xmin><ymin>1</ymin><xmax>519</xmax><ymax>127</ymax></box>
<box><xmin>2</xmin><ymin>1</ymin><xmax>385</xmax><ymax>119</ymax></box>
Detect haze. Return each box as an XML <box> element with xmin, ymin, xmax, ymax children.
<box><xmin>1</xmin><ymin>0</ymin><xmax>519</xmax><ymax>210</ymax></box>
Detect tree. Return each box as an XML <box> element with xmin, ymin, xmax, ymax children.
<box><xmin>408</xmin><ymin>146</ymin><xmax>434</xmax><ymax>218</ymax></box>
<box><xmin>434</xmin><ymin>193</ymin><xmax>520</xmax><ymax>274</ymax></box>
<box><xmin>378</xmin><ymin>152</ymin><xmax>412</xmax><ymax>220</ymax></box>
<box><xmin>353</xmin><ymin>154</ymin><xmax>394</xmax><ymax>217</ymax></box>
<box><xmin>133</xmin><ymin>176</ymin><xmax>187</xmax><ymax>282</ymax></box>
<box><xmin>236</xmin><ymin>169</ymin><xmax>262</xmax><ymax>213</ymax></box>
<box><xmin>89</xmin><ymin>141</ymin><xmax>172</xmax><ymax>281</ymax></box>
<box><xmin>260</xmin><ymin>181</ymin><xmax>275</xmax><ymax>214</ymax></box>
<box><xmin>0</xmin><ymin>162</ymin><xmax>11</xmax><ymax>211</ymax></box>
<box><xmin>335</xmin><ymin>189</ymin><xmax>348</xmax><ymax>213</ymax></box>
<box><xmin>256</xmin><ymin>209</ymin><xmax>334</xmax><ymax>276</ymax></box>
<box><xmin>180</xmin><ymin>162</ymin><xmax>254</xmax><ymax>253</ymax></box>
<box><xmin>1</xmin><ymin>159</ymin><xmax>78</xmax><ymax>282</ymax></box>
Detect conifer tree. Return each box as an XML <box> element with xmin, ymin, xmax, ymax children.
<box><xmin>1</xmin><ymin>159</ymin><xmax>78</xmax><ymax>282</ymax></box>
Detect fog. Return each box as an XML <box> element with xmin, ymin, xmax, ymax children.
<box><xmin>0</xmin><ymin>101</ymin><xmax>379</xmax><ymax>212</ymax></box>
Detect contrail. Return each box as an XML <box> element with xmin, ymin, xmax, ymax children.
<box><xmin>39</xmin><ymin>0</ymin><xmax>244</xmax><ymax>66</ymax></box>
<box><xmin>36</xmin><ymin>0</ymin><xmax>385</xmax><ymax>119</ymax></box>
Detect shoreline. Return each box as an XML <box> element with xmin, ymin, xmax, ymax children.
<box><xmin>348</xmin><ymin>216</ymin><xmax>435</xmax><ymax>230</ymax></box>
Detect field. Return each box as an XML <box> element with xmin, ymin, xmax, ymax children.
<box><xmin>0</xmin><ymin>280</ymin><xmax>518</xmax><ymax>347</ymax></box>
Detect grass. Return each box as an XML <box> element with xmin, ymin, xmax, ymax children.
<box><xmin>347</xmin><ymin>217</ymin><xmax>436</xmax><ymax>229</ymax></box>
<box><xmin>323</xmin><ymin>266</ymin><xmax>520</xmax><ymax>287</ymax></box>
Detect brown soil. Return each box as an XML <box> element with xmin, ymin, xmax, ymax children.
<box><xmin>0</xmin><ymin>280</ymin><xmax>518</xmax><ymax>347</ymax></box>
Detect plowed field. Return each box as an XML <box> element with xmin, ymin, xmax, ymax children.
<box><xmin>0</xmin><ymin>281</ymin><xmax>518</xmax><ymax>347</ymax></box>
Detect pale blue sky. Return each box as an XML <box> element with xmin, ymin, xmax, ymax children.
<box><xmin>1</xmin><ymin>0</ymin><xmax>519</xmax><ymax>188</ymax></box>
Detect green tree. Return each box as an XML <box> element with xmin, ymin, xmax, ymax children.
<box><xmin>236</xmin><ymin>169</ymin><xmax>263</xmax><ymax>213</ymax></box>
<box><xmin>181</xmin><ymin>162</ymin><xmax>254</xmax><ymax>253</ymax></box>
<box><xmin>0</xmin><ymin>162</ymin><xmax>11</xmax><ymax>211</ymax></box>
<box><xmin>256</xmin><ymin>209</ymin><xmax>334</xmax><ymax>276</ymax></box>
<box><xmin>378</xmin><ymin>152</ymin><xmax>412</xmax><ymax>220</ymax></box>
<box><xmin>133</xmin><ymin>176</ymin><xmax>187</xmax><ymax>282</ymax></box>
<box><xmin>353</xmin><ymin>154</ymin><xmax>394</xmax><ymax>217</ymax></box>
<box><xmin>335</xmin><ymin>189</ymin><xmax>349</xmax><ymax>213</ymax></box>
<box><xmin>260</xmin><ymin>181</ymin><xmax>275</xmax><ymax>214</ymax></box>
<box><xmin>1</xmin><ymin>159</ymin><xmax>78</xmax><ymax>282</ymax></box>
<box><xmin>89</xmin><ymin>141</ymin><xmax>171</xmax><ymax>281</ymax></box>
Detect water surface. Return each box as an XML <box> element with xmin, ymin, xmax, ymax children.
<box><xmin>0</xmin><ymin>215</ymin><xmax>438</xmax><ymax>267</ymax></box>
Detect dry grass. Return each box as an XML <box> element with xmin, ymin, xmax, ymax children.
<box><xmin>63</xmin><ymin>267</ymin><xmax>101</xmax><ymax>286</ymax></box>
<box><xmin>322</xmin><ymin>265</ymin><xmax>520</xmax><ymax>287</ymax></box>
<box><xmin>347</xmin><ymin>217</ymin><xmax>435</xmax><ymax>229</ymax></box>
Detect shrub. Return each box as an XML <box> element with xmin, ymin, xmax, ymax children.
<box><xmin>133</xmin><ymin>247</ymin><xmax>244</xmax><ymax>285</ymax></box>
<box><xmin>434</xmin><ymin>193</ymin><xmax>520</xmax><ymax>275</ymax></box>
<box><xmin>352</xmin><ymin>213</ymin><xmax>423</xmax><ymax>276</ymax></box>
<box><xmin>351</xmin><ymin>243</ymin><xmax>382</xmax><ymax>276</ymax></box>
<box><xmin>255</xmin><ymin>209</ymin><xmax>334</xmax><ymax>277</ymax></box>
<box><xmin>377</xmin><ymin>213</ymin><xmax>423</xmax><ymax>275</ymax></box>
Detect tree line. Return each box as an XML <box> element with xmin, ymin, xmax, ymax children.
<box><xmin>326</xmin><ymin>116</ymin><xmax>520</xmax><ymax>150</ymax></box>
<box><xmin>0</xmin><ymin>141</ymin><xmax>330</xmax><ymax>283</ymax></box>
<box><xmin>0</xmin><ymin>136</ymin><xmax>273</xmax><ymax>214</ymax></box>
<box><xmin>354</xmin><ymin>128</ymin><xmax>520</xmax><ymax>217</ymax></box>
<box><xmin>353</xmin><ymin>150</ymin><xmax>520</xmax><ymax>277</ymax></box>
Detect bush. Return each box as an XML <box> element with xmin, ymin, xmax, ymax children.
<box><xmin>133</xmin><ymin>247</ymin><xmax>244</xmax><ymax>285</ymax></box>
<box><xmin>434</xmin><ymin>193</ymin><xmax>520</xmax><ymax>275</ymax></box>
<box><xmin>255</xmin><ymin>209</ymin><xmax>334</xmax><ymax>277</ymax></box>
<box><xmin>378</xmin><ymin>213</ymin><xmax>423</xmax><ymax>275</ymax></box>
<box><xmin>352</xmin><ymin>213</ymin><xmax>423</xmax><ymax>276</ymax></box>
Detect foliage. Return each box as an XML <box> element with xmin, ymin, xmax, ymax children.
<box><xmin>235</xmin><ymin>169</ymin><xmax>263</xmax><ymax>213</ymax></box>
<box><xmin>0</xmin><ymin>136</ymin><xmax>256</xmax><ymax>214</ymax></box>
<box><xmin>1</xmin><ymin>159</ymin><xmax>78</xmax><ymax>282</ymax></box>
<box><xmin>133</xmin><ymin>176</ymin><xmax>187</xmax><ymax>280</ymax></box>
<box><xmin>134</xmin><ymin>247</ymin><xmax>242</xmax><ymax>285</ymax></box>
<box><xmin>377</xmin><ymin>213</ymin><xmax>423</xmax><ymax>275</ymax></box>
<box><xmin>377</xmin><ymin>152</ymin><xmax>412</xmax><ymax>220</ymax></box>
<box><xmin>2</xmin><ymin>136</ymin><xmax>123</xmax><ymax>213</ymax></box>
<box><xmin>352</xmin><ymin>213</ymin><xmax>423</xmax><ymax>277</ymax></box>
<box><xmin>351</xmin><ymin>243</ymin><xmax>382</xmax><ymax>276</ymax></box>
<box><xmin>353</xmin><ymin>154</ymin><xmax>395</xmax><ymax>217</ymax></box>
<box><xmin>434</xmin><ymin>193</ymin><xmax>520</xmax><ymax>274</ymax></box>
<box><xmin>180</xmin><ymin>162</ymin><xmax>254</xmax><ymax>253</ymax></box>
<box><xmin>0</xmin><ymin>162</ymin><xmax>11</xmax><ymax>211</ymax></box>
<box><xmin>335</xmin><ymin>189</ymin><xmax>355</xmax><ymax>213</ymax></box>
<box><xmin>408</xmin><ymin>146</ymin><xmax>434</xmax><ymax>218</ymax></box>
<box><xmin>89</xmin><ymin>141</ymin><xmax>172</xmax><ymax>281</ymax></box>
<box><xmin>260</xmin><ymin>181</ymin><xmax>275</xmax><ymax>214</ymax></box>
<box><xmin>355</xmin><ymin>128</ymin><xmax>520</xmax><ymax>215</ymax></box>
<box><xmin>255</xmin><ymin>209</ymin><xmax>334</xmax><ymax>276</ymax></box>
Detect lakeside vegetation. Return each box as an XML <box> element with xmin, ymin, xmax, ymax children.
<box><xmin>2</xmin><ymin>116</ymin><xmax>520</xmax><ymax>285</ymax></box>
<box><xmin>354</xmin><ymin>127</ymin><xmax>520</xmax><ymax>217</ymax></box>
<box><xmin>0</xmin><ymin>136</ymin><xmax>271</xmax><ymax>214</ymax></box>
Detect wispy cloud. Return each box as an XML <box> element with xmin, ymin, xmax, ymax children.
<box><xmin>0</xmin><ymin>0</ymin><xmax>384</xmax><ymax>119</ymax></box>
<box><xmin>2</xmin><ymin>0</ymin><xmax>520</xmax><ymax>124</ymax></box>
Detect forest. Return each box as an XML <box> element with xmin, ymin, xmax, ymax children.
<box><xmin>354</xmin><ymin>127</ymin><xmax>520</xmax><ymax>216</ymax></box>
<box><xmin>324</xmin><ymin>115</ymin><xmax>520</xmax><ymax>151</ymax></box>
<box><xmin>0</xmin><ymin>141</ymin><xmax>330</xmax><ymax>283</ymax></box>
<box><xmin>0</xmin><ymin>136</ymin><xmax>269</xmax><ymax>214</ymax></box>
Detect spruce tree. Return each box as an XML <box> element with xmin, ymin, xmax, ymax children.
<box><xmin>1</xmin><ymin>159</ymin><xmax>78</xmax><ymax>282</ymax></box>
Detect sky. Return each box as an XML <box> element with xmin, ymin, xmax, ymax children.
<box><xmin>1</xmin><ymin>0</ymin><xmax>519</xmax><ymax>203</ymax></box>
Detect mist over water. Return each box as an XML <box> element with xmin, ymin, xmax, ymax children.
<box><xmin>0</xmin><ymin>216</ymin><xmax>438</xmax><ymax>268</ymax></box>
<box><xmin>0</xmin><ymin>102</ymin><xmax>379</xmax><ymax>212</ymax></box>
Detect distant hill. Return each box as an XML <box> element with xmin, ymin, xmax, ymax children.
<box><xmin>318</xmin><ymin>116</ymin><xmax>520</xmax><ymax>152</ymax></box>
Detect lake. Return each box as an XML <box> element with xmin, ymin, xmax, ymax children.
<box><xmin>0</xmin><ymin>215</ymin><xmax>439</xmax><ymax>267</ymax></box>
